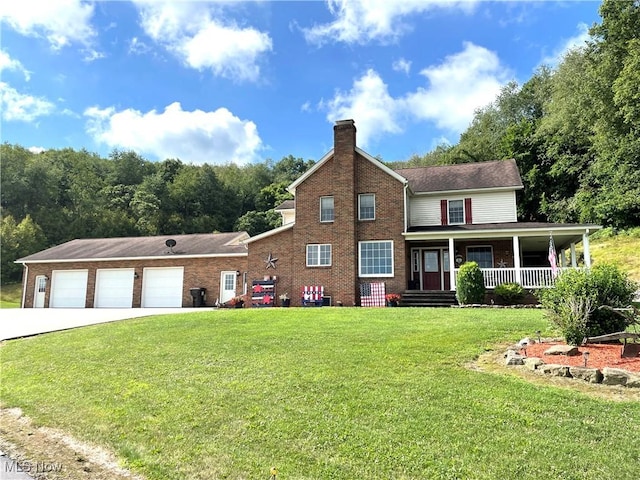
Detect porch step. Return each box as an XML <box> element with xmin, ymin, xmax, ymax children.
<box><xmin>400</xmin><ymin>290</ymin><xmax>458</xmax><ymax>308</ymax></box>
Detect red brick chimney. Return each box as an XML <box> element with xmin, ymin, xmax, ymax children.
<box><xmin>333</xmin><ymin>119</ymin><xmax>356</xmax><ymax>154</ymax></box>
<box><xmin>332</xmin><ymin>119</ymin><xmax>358</xmax><ymax>305</ymax></box>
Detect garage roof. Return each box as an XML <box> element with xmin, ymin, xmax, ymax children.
<box><xmin>17</xmin><ymin>232</ymin><xmax>249</xmax><ymax>263</ymax></box>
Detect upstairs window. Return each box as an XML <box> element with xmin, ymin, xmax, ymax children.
<box><xmin>320</xmin><ymin>196</ymin><xmax>334</xmax><ymax>222</ymax></box>
<box><xmin>448</xmin><ymin>200</ymin><xmax>464</xmax><ymax>224</ymax></box>
<box><xmin>441</xmin><ymin>198</ymin><xmax>473</xmax><ymax>225</ymax></box>
<box><xmin>358</xmin><ymin>194</ymin><xmax>375</xmax><ymax>221</ymax></box>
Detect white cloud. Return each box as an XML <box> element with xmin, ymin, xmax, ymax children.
<box><xmin>28</xmin><ymin>146</ymin><xmax>46</xmax><ymax>154</ymax></box>
<box><xmin>392</xmin><ymin>57</ymin><xmax>412</xmax><ymax>75</ymax></box>
<box><xmin>133</xmin><ymin>0</ymin><xmax>272</xmax><ymax>82</ymax></box>
<box><xmin>320</xmin><ymin>42</ymin><xmax>510</xmax><ymax>144</ymax></box>
<box><xmin>321</xmin><ymin>69</ymin><xmax>402</xmax><ymax>147</ymax></box>
<box><xmin>403</xmin><ymin>42</ymin><xmax>510</xmax><ymax>131</ymax></box>
<box><xmin>0</xmin><ymin>0</ymin><xmax>96</xmax><ymax>50</ymax></box>
<box><xmin>0</xmin><ymin>82</ymin><xmax>55</xmax><ymax>122</ymax></box>
<box><xmin>303</xmin><ymin>0</ymin><xmax>477</xmax><ymax>45</ymax></box>
<box><xmin>84</xmin><ymin>102</ymin><xmax>263</xmax><ymax>165</ymax></box>
<box><xmin>540</xmin><ymin>22</ymin><xmax>590</xmax><ymax>68</ymax></box>
<box><xmin>128</xmin><ymin>37</ymin><xmax>152</xmax><ymax>56</ymax></box>
<box><xmin>0</xmin><ymin>50</ymin><xmax>31</xmax><ymax>80</ymax></box>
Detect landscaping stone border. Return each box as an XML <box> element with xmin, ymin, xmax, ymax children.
<box><xmin>504</xmin><ymin>339</ymin><xmax>640</xmax><ymax>389</ymax></box>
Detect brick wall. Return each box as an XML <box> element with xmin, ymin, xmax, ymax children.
<box><xmin>21</xmin><ymin>256</ymin><xmax>248</xmax><ymax>308</ymax></box>
<box><xmin>355</xmin><ymin>153</ymin><xmax>407</xmax><ymax>296</ymax></box>
<box><xmin>257</xmin><ymin>119</ymin><xmax>408</xmax><ymax>306</ymax></box>
<box><xmin>246</xmin><ymin>228</ymin><xmax>294</xmax><ymax>306</ymax></box>
<box><xmin>455</xmin><ymin>239</ymin><xmax>515</xmax><ymax>267</ymax></box>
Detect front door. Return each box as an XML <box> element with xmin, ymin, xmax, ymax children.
<box><xmin>421</xmin><ymin>249</ymin><xmax>451</xmax><ymax>291</ymax></box>
<box><xmin>34</xmin><ymin>275</ymin><xmax>46</xmax><ymax>308</ymax></box>
<box><xmin>423</xmin><ymin>250</ymin><xmax>441</xmax><ymax>290</ymax></box>
<box><xmin>220</xmin><ymin>271</ymin><xmax>237</xmax><ymax>304</ymax></box>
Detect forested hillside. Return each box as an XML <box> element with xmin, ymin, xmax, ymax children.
<box><xmin>1</xmin><ymin>0</ymin><xmax>638</xmax><ymax>285</ymax></box>
<box><xmin>1</xmin><ymin>148</ymin><xmax>312</xmax><ymax>283</ymax></box>
<box><xmin>395</xmin><ymin>0</ymin><xmax>640</xmax><ymax>229</ymax></box>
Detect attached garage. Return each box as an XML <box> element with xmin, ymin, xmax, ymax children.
<box><xmin>141</xmin><ymin>267</ymin><xmax>184</xmax><ymax>308</ymax></box>
<box><xmin>94</xmin><ymin>268</ymin><xmax>135</xmax><ymax>308</ymax></box>
<box><xmin>17</xmin><ymin>232</ymin><xmax>249</xmax><ymax>309</ymax></box>
<box><xmin>50</xmin><ymin>270</ymin><xmax>88</xmax><ymax>308</ymax></box>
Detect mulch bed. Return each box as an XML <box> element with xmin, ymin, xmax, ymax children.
<box><xmin>525</xmin><ymin>341</ymin><xmax>640</xmax><ymax>373</ymax></box>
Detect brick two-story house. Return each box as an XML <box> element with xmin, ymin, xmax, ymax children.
<box><xmin>16</xmin><ymin>119</ymin><xmax>599</xmax><ymax>308</ymax></box>
<box><xmin>244</xmin><ymin>119</ymin><xmax>599</xmax><ymax>307</ymax></box>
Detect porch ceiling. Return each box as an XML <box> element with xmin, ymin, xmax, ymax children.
<box><xmin>404</xmin><ymin>222</ymin><xmax>601</xmax><ymax>251</ymax></box>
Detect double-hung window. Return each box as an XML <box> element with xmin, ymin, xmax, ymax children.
<box><xmin>466</xmin><ymin>246</ymin><xmax>493</xmax><ymax>268</ymax></box>
<box><xmin>320</xmin><ymin>196</ymin><xmax>334</xmax><ymax>222</ymax></box>
<box><xmin>358</xmin><ymin>194</ymin><xmax>375</xmax><ymax>220</ymax></box>
<box><xmin>448</xmin><ymin>200</ymin><xmax>464</xmax><ymax>224</ymax></box>
<box><xmin>307</xmin><ymin>244</ymin><xmax>332</xmax><ymax>267</ymax></box>
<box><xmin>359</xmin><ymin>240</ymin><xmax>393</xmax><ymax>277</ymax></box>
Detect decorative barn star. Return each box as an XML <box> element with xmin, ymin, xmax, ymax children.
<box><xmin>497</xmin><ymin>259</ymin><xmax>507</xmax><ymax>268</ymax></box>
<box><xmin>265</xmin><ymin>252</ymin><xmax>278</xmax><ymax>269</ymax></box>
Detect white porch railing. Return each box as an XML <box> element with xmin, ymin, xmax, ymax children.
<box><xmin>453</xmin><ymin>267</ymin><xmax>573</xmax><ymax>289</ymax></box>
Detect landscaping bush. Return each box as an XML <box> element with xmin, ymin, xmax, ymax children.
<box><xmin>494</xmin><ymin>282</ymin><xmax>525</xmax><ymax>305</ymax></box>
<box><xmin>456</xmin><ymin>261</ymin><xmax>485</xmax><ymax>305</ymax></box>
<box><xmin>539</xmin><ymin>264</ymin><xmax>638</xmax><ymax>345</ymax></box>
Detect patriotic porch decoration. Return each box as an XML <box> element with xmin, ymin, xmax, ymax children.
<box><xmin>301</xmin><ymin>285</ymin><xmax>324</xmax><ymax>306</ymax></box>
<box><xmin>360</xmin><ymin>282</ymin><xmax>386</xmax><ymax>307</ymax></box>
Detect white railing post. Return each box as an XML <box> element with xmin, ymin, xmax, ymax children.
<box><xmin>583</xmin><ymin>231</ymin><xmax>591</xmax><ymax>267</ymax></box>
<box><xmin>449</xmin><ymin>237</ymin><xmax>456</xmax><ymax>291</ymax></box>
<box><xmin>512</xmin><ymin>235</ymin><xmax>521</xmax><ymax>285</ymax></box>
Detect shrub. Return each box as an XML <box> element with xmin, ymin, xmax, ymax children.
<box><xmin>456</xmin><ymin>262</ymin><xmax>485</xmax><ymax>305</ymax></box>
<box><xmin>494</xmin><ymin>282</ymin><xmax>525</xmax><ymax>305</ymax></box>
<box><xmin>539</xmin><ymin>264</ymin><xmax>638</xmax><ymax>344</ymax></box>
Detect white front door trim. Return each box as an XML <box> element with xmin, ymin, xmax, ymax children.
<box><xmin>34</xmin><ymin>275</ymin><xmax>47</xmax><ymax>308</ymax></box>
<box><xmin>220</xmin><ymin>271</ymin><xmax>237</xmax><ymax>304</ymax></box>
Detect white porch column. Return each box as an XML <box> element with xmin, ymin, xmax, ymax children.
<box><xmin>570</xmin><ymin>243</ymin><xmax>577</xmax><ymax>268</ymax></box>
<box><xmin>512</xmin><ymin>235</ymin><xmax>521</xmax><ymax>284</ymax></box>
<box><xmin>449</xmin><ymin>237</ymin><xmax>456</xmax><ymax>290</ymax></box>
<box><xmin>583</xmin><ymin>230</ymin><xmax>592</xmax><ymax>267</ymax></box>
<box><xmin>560</xmin><ymin>250</ymin><xmax>566</xmax><ymax>267</ymax></box>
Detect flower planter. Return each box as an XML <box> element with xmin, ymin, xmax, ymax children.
<box><xmin>281</xmin><ymin>298</ymin><xmax>291</xmax><ymax>307</ymax></box>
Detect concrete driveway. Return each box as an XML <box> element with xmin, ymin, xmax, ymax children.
<box><xmin>0</xmin><ymin>308</ymin><xmax>207</xmax><ymax>341</ymax></box>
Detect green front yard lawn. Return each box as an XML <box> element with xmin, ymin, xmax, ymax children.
<box><xmin>1</xmin><ymin>308</ymin><xmax>639</xmax><ymax>479</ymax></box>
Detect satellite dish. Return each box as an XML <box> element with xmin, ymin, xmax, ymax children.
<box><xmin>165</xmin><ymin>238</ymin><xmax>176</xmax><ymax>253</ymax></box>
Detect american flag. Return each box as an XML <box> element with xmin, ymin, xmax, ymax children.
<box><xmin>548</xmin><ymin>235</ymin><xmax>558</xmax><ymax>277</ymax></box>
<box><xmin>360</xmin><ymin>282</ymin><xmax>386</xmax><ymax>307</ymax></box>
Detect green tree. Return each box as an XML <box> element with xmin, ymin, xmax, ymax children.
<box><xmin>234</xmin><ymin>210</ymin><xmax>281</xmax><ymax>237</ymax></box>
<box><xmin>1</xmin><ymin>215</ymin><xmax>47</xmax><ymax>283</ymax></box>
<box><xmin>579</xmin><ymin>0</ymin><xmax>640</xmax><ymax>227</ymax></box>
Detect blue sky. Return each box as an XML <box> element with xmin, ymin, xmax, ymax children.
<box><xmin>1</xmin><ymin>1</ymin><xmax>602</xmax><ymax>165</ymax></box>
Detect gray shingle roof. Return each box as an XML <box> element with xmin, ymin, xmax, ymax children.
<box><xmin>17</xmin><ymin>232</ymin><xmax>248</xmax><ymax>263</ymax></box>
<box><xmin>395</xmin><ymin>159</ymin><xmax>523</xmax><ymax>193</ymax></box>
<box><xmin>275</xmin><ymin>200</ymin><xmax>295</xmax><ymax>210</ymax></box>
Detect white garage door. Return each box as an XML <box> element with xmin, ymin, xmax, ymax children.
<box><xmin>142</xmin><ymin>267</ymin><xmax>184</xmax><ymax>307</ymax></box>
<box><xmin>95</xmin><ymin>269</ymin><xmax>135</xmax><ymax>308</ymax></box>
<box><xmin>50</xmin><ymin>270</ymin><xmax>88</xmax><ymax>308</ymax></box>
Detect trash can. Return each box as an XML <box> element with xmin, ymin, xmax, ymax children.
<box><xmin>189</xmin><ymin>287</ymin><xmax>206</xmax><ymax>307</ymax></box>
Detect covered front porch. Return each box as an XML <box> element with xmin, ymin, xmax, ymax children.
<box><xmin>403</xmin><ymin>222</ymin><xmax>600</xmax><ymax>291</ymax></box>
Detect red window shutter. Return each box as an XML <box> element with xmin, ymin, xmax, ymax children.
<box><xmin>440</xmin><ymin>200</ymin><xmax>448</xmax><ymax>225</ymax></box>
<box><xmin>465</xmin><ymin>197</ymin><xmax>473</xmax><ymax>224</ymax></box>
